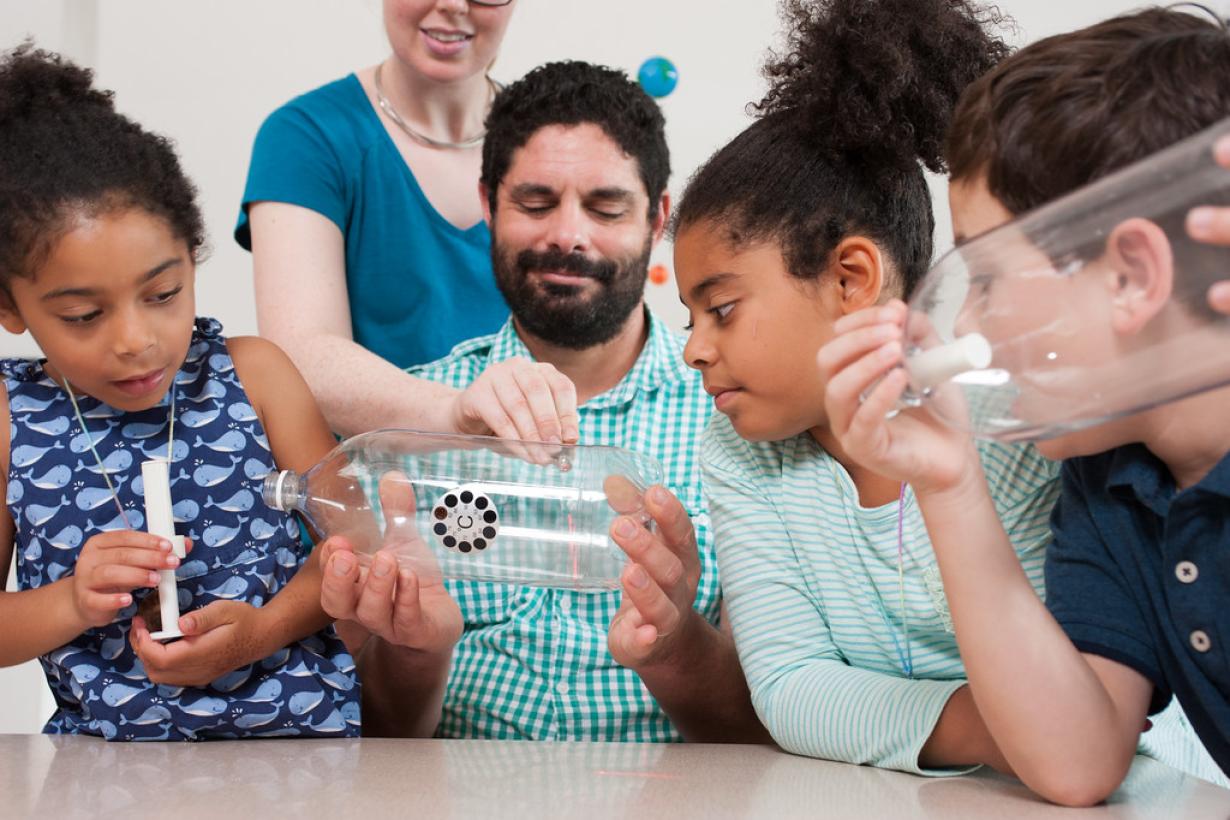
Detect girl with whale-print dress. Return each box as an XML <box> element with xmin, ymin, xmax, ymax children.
<box><xmin>0</xmin><ymin>45</ymin><xmax>358</xmax><ymax>740</ymax></box>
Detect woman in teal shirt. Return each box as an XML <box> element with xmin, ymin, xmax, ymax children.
<box><xmin>237</xmin><ymin>0</ymin><xmax>575</xmax><ymax>442</ymax></box>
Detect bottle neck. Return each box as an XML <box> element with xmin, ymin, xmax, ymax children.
<box><xmin>261</xmin><ymin>469</ymin><xmax>306</xmax><ymax>513</ymax></box>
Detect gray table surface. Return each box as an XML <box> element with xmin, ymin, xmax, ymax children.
<box><xmin>2</xmin><ymin>734</ymin><xmax>1228</xmax><ymax>819</ymax></box>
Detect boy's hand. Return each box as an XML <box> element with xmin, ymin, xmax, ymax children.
<box><xmin>449</xmin><ymin>357</ymin><xmax>580</xmax><ymax>448</ymax></box>
<box><xmin>607</xmin><ymin>486</ymin><xmax>704</xmax><ymax>670</ymax></box>
<box><xmin>70</xmin><ymin>531</ymin><xmax>184</xmax><ymax>628</ymax></box>
<box><xmin>819</xmin><ymin>300</ymin><xmax>981</xmax><ymax>496</ymax></box>
<box><xmin>129</xmin><ymin>601</ymin><xmax>268</xmax><ymax>687</ymax></box>
<box><xmin>1186</xmin><ymin>135</ymin><xmax>1230</xmax><ymax>315</ymax></box>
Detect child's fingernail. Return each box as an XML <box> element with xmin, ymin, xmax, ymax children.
<box><xmin>119</xmin><ymin>594</ymin><xmax>132</xmax><ymax>606</ymax></box>
<box><xmin>148</xmin><ymin>572</ymin><xmax>160</xmax><ymax>585</ymax></box>
<box><xmin>166</xmin><ymin>555</ymin><xmax>179</xmax><ymax>567</ymax></box>
<box><xmin>159</xmin><ymin>539</ymin><xmax>172</xmax><ymax>551</ymax></box>
<box><xmin>373</xmin><ymin>557</ymin><xmax>391</xmax><ymax>578</ymax></box>
<box><xmin>880</xmin><ymin>342</ymin><xmax>901</xmax><ymax>360</ymax></box>
<box><xmin>181</xmin><ymin>616</ymin><xmax>195</xmax><ymax>631</ymax></box>
<box><xmin>629</xmin><ymin>566</ymin><xmax>649</xmax><ymax>589</ymax></box>
<box><xmin>332</xmin><ymin>554</ymin><xmax>353</xmax><ymax>576</ymax></box>
<box><xmin>650</xmin><ymin>486</ymin><xmax>669</xmax><ymax>504</ymax></box>
<box><xmin>614</xmin><ymin>518</ymin><xmax>636</xmax><ymax>538</ymax></box>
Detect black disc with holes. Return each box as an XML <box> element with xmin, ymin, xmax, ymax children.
<box><xmin>431</xmin><ymin>486</ymin><xmax>498</xmax><ymax>553</ymax></box>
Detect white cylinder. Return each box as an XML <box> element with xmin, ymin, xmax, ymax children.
<box><xmin>905</xmin><ymin>333</ymin><xmax>993</xmax><ymax>391</ymax></box>
<box><xmin>142</xmin><ymin>459</ymin><xmax>184</xmax><ymax>641</ymax></box>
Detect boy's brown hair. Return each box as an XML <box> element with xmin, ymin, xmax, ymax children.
<box><xmin>946</xmin><ymin>7</ymin><xmax>1230</xmax><ymax>214</ymax></box>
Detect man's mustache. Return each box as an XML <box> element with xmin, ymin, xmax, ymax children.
<box><xmin>515</xmin><ymin>249</ymin><xmax>618</xmax><ymax>284</ymax></box>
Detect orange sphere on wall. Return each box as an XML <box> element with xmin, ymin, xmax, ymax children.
<box><xmin>648</xmin><ymin>264</ymin><xmax>670</xmax><ymax>286</ymax></box>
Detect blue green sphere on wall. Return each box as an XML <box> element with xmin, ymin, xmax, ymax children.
<box><xmin>637</xmin><ymin>56</ymin><xmax>678</xmax><ymax>98</ymax></box>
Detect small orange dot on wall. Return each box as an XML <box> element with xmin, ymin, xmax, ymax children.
<box><xmin>649</xmin><ymin>264</ymin><xmax>670</xmax><ymax>285</ymax></box>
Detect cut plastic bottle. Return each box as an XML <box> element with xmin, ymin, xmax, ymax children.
<box><xmin>900</xmin><ymin>116</ymin><xmax>1230</xmax><ymax>441</ymax></box>
<box><xmin>263</xmin><ymin>429</ymin><xmax>663</xmax><ymax>591</ymax></box>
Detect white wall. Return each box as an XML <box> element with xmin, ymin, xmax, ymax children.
<box><xmin>0</xmin><ymin>0</ymin><xmax>1217</xmax><ymax>732</ymax></box>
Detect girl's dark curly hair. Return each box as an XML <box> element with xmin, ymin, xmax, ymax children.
<box><xmin>0</xmin><ymin>43</ymin><xmax>206</xmax><ymax>289</ymax></box>
<box><xmin>673</xmin><ymin>0</ymin><xmax>1010</xmax><ymax>298</ymax></box>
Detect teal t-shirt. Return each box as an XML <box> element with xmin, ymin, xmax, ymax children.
<box><xmin>235</xmin><ymin>74</ymin><xmax>508</xmax><ymax>369</ymax></box>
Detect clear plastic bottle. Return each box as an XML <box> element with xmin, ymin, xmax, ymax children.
<box><xmin>900</xmin><ymin>116</ymin><xmax>1230</xmax><ymax>442</ymax></box>
<box><xmin>263</xmin><ymin>429</ymin><xmax>663</xmax><ymax>591</ymax></box>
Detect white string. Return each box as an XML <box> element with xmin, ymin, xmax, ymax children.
<box><xmin>63</xmin><ymin>377</ymin><xmax>176</xmax><ymax>531</ymax></box>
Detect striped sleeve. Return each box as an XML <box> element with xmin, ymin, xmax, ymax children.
<box><xmin>702</xmin><ymin>431</ymin><xmax>968</xmax><ymax>775</ymax></box>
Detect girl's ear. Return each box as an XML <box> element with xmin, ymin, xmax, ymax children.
<box><xmin>833</xmin><ymin>236</ymin><xmax>885</xmax><ymax>314</ymax></box>
<box><xmin>0</xmin><ymin>289</ymin><xmax>27</xmax><ymax>336</ymax></box>
<box><xmin>1104</xmin><ymin>218</ymin><xmax>1174</xmax><ymax>336</ymax></box>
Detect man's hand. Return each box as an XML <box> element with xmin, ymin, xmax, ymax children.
<box><xmin>607</xmin><ymin>485</ymin><xmax>704</xmax><ymax>669</ymax></box>
<box><xmin>448</xmin><ymin>357</ymin><xmax>580</xmax><ymax>446</ymax></box>
<box><xmin>318</xmin><ymin>473</ymin><xmax>462</xmax><ymax>655</ymax></box>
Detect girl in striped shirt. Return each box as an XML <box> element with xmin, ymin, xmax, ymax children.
<box><xmin>669</xmin><ymin>0</ymin><xmax>1218</xmax><ymax>781</ymax></box>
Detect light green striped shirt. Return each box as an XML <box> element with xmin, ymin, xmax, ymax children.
<box><xmin>703</xmin><ymin>417</ymin><xmax>1057</xmax><ymax>776</ymax></box>
<box><xmin>701</xmin><ymin>411</ymin><xmax>1224</xmax><ymax>780</ymax></box>
<box><xmin>408</xmin><ymin>310</ymin><xmax>719</xmax><ymax>741</ymax></box>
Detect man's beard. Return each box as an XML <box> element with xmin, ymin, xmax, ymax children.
<box><xmin>492</xmin><ymin>236</ymin><xmax>652</xmax><ymax>350</ymax></box>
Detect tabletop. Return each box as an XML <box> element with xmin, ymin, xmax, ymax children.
<box><xmin>2</xmin><ymin>734</ymin><xmax>1228</xmax><ymax>819</ymax></box>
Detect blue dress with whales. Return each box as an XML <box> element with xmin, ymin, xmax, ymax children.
<box><xmin>2</xmin><ymin>318</ymin><xmax>359</xmax><ymax>740</ymax></box>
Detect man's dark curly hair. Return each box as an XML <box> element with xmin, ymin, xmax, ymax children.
<box><xmin>481</xmin><ymin>60</ymin><xmax>670</xmax><ymax>219</ymax></box>
<box><xmin>673</xmin><ymin>0</ymin><xmax>1009</xmax><ymax>299</ymax></box>
<box><xmin>0</xmin><ymin>43</ymin><xmax>205</xmax><ymax>289</ymax></box>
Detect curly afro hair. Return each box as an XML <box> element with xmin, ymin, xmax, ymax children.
<box><xmin>0</xmin><ymin>43</ymin><xmax>206</xmax><ymax>289</ymax></box>
<box><xmin>673</xmin><ymin>0</ymin><xmax>1010</xmax><ymax>298</ymax></box>
<box><xmin>481</xmin><ymin>60</ymin><xmax>669</xmax><ymax>219</ymax></box>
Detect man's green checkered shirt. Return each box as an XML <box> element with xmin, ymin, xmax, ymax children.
<box><xmin>408</xmin><ymin>310</ymin><xmax>719</xmax><ymax>741</ymax></box>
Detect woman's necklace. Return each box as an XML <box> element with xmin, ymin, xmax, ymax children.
<box><xmin>373</xmin><ymin>62</ymin><xmax>497</xmax><ymax>150</ymax></box>
<box><xmin>63</xmin><ymin>378</ymin><xmax>177</xmax><ymax>529</ymax></box>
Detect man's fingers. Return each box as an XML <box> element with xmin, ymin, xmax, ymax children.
<box><xmin>389</xmin><ymin>569</ymin><xmax>424</xmax><ymax>637</ymax></box>
<box><xmin>511</xmin><ymin>366</ymin><xmax>564</xmax><ymax>444</ymax></box>
<box><xmin>491</xmin><ymin>372</ymin><xmax>541</xmax><ymax>442</ymax></box>
<box><xmin>320</xmin><ymin>549</ymin><xmax>361</xmax><ymax>620</ymax></box>
<box><xmin>377</xmin><ymin>471</ymin><xmax>418</xmax><ymax>527</ymax></box>
<box><xmin>352</xmin><ymin>551</ymin><xmax>399</xmax><ymax>639</ymax></box>
<box><xmin>547</xmin><ymin>369</ymin><xmax>580</xmax><ymax>444</ymax></box>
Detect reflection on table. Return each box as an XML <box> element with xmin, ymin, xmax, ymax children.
<box><xmin>1</xmin><ymin>734</ymin><xmax>1227</xmax><ymax>819</ymax></box>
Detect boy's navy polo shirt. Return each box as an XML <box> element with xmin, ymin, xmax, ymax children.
<box><xmin>1045</xmin><ymin>443</ymin><xmax>1230</xmax><ymax>776</ymax></box>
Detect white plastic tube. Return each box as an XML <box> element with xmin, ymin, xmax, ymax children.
<box><xmin>905</xmin><ymin>332</ymin><xmax>993</xmax><ymax>391</ymax></box>
<box><xmin>142</xmin><ymin>459</ymin><xmax>186</xmax><ymax>641</ymax></box>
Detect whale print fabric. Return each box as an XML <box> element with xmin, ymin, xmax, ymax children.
<box><xmin>2</xmin><ymin>318</ymin><xmax>359</xmax><ymax>740</ymax></box>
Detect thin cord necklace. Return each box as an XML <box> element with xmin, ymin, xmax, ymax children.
<box><xmin>827</xmin><ymin>454</ymin><xmax>914</xmax><ymax>678</ymax></box>
<box><xmin>63</xmin><ymin>377</ymin><xmax>177</xmax><ymax>530</ymax></box>
<box><xmin>373</xmin><ymin>62</ymin><xmax>497</xmax><ymax>150</ymax></box>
